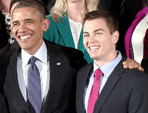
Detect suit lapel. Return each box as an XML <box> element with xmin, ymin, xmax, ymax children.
<box><xmin>41</xmin><ymin>53</ymin><xmax>61</xmax><ymax>113</ymax></box>
<box><xmin>76</xmin><ymin>63</ymin><xmax>93</xmax><ymax>113</ymax></box>
<box><xmin>56</xmin><ymin>14</ymin><xmax>75</xmax><ymax>48</ymax></box>
<box><xmin>93</xmin><ymin>57</ymin><xmax>126</xmax><ymax>113</ymax></box>
<box><xmin>6</xmin><ymin>47</ymin><xmax>30</xmax><ymax>112</ymax></box>
<box><xmin>41</xmin><ymin>40</ymin><xmax>67</xmax><ymax>113</ymax></box>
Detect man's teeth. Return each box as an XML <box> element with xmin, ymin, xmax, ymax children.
<box><xmin>89</xmin><ymin>46</ymin><xmax>100</xmax><ymax>50</ymax></box>
<box><xmin>20</xmin><ymin>35</ymin><xmax>31</xmax><ymax>40</ymax></box>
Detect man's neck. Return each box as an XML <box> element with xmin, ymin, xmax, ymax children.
<box><xmin>94</xmin><ymin>51</ymin><xmax>118</xmax><ymax>68</ymax></box>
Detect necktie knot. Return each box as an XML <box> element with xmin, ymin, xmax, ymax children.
<box><xmin>95</xmin><ymin>68</ymin><xmax>103</xmax><ymax>78</ymax></box>
<box><xmin>28</xmin><ymin>56</ymin><xmax>38</xmax><ymax>70</ymax></box>
<box><xmin>28</xmin><ymin>56</ymin><xmax>37</xmax><ymax>65</ymax></box>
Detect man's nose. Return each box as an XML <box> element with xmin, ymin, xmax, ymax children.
<box><xmin>89</xmin><ymin>34</ymin><xmax>96</xmax><ymax>42</ymax></box>
<box><xmin>18</xmin><ymin>23</ymin><xmax>27</xmax><ymax>32</ymax></box>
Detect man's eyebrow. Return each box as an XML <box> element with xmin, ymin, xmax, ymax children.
<box><xmin>83</xmin><ymin>32</ymin><xmax>88</xmax><ymax>34</ymax></box>
<box><xmin>12</xmin><ymin>18</ymin><xmax>34</xmax><ymax>25</ymax></box>
<box><xmin>24</xmin><ymin>19</ymin><xmax>34</xmax><ymax>22</ymax></box>
<box><xmin>83</xmin><ymin>29</ymin><xmax>105</xmax><ymax>34</ymax></box>
<box><xmin>94</xmin><ymin>29</ymin><xmax>105</xmax><ymax>32</ymax></box>
<box><xmin>12</xmin><ymin>20</ymin><xmax>19</xmax><ymax>25</ymax></box>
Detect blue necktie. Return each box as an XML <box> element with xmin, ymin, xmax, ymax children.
<box><xmin>28</xmin><ymin>56</ymin><xmax>42</xmax><ymax>113</ymax></box>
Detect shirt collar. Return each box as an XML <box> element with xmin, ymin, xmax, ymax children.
<box><xmin>22</xmin><ymin>41</ymin><xmax>47</xmax><ymax>67</ymax></box>
<box><xmin>93</xmin><ymin>51</ymin><xmax>122</xmax><ymax>78</ymax></box>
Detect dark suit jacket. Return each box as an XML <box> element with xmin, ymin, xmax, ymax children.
<box><xmin>3</xmin><ymin>40</ymin><xmax>87</xmax><ymax>113</ymax></box>
<box><xmin>76</xmin><ymin>56</ymin><xmax>148</xmax><ymax>113</ymax></box>
<box><xmin>0</xmin><ymin>92</ymin><xmax>8</xmax><ymax>113</ymax></box>
<box><xmin>98</xmin><ymin>0</ymin><xmax>143</xmax><ymax>55</ymax></box>
<box><xmin>141</xmin><ymin>56</ymin><xmax>148</xmax><ymax>75</ymax></box>
<box><xmin>0</xmin><ymin>42</ymin><xmax>19</xmax><ymax>93</ymax></box>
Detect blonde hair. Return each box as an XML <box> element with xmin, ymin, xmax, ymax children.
<box><xmin>50</xmin><ymin>0</ymin><xmax>100</xmax><ymax>22</ymax></box>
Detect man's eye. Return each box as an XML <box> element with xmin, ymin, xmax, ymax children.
<box><xmin>96</xmin><ymin>32</ymin><xmax>102</xmax><ymax>35</ymax></box>
<box><xmin>83</xmin><ymin>34</ymin><xmax>89</xmax><ymax>38</ymax></box>
<box><xmin>13</xmin><ymin>22</ymin><xmax>19</xmax><ymax>26</ymax></box>
<box><xmin>26</xmin><ymin>20</ymin><xmax>33</xmax><ymax>24</ymax></box>
<box><xmin>26</xmin><ymin>21</ymin><xmax>32</xmax><ymax>23</ymax></box>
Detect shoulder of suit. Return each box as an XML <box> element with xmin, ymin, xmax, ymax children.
<box><xmin>78</xmin><ymin>63</ymin><xmax>93</xmax><ymax>72</ymax></box>
<box><xmin>122</xmin><ymin>68</ymin><xmax>148</xmax><ymax>84</ymax></box>
<box><xmin>0</xmin><ymin>41</ymin><xmax>19</xmax><ymax>60</ymax></box>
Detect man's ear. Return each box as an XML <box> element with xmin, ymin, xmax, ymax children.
<box><xmin>43</xmin><ymin>18</ymin><xmax>50</xmax><ymax>31</ymax></box>
<box><xmin>112</xmin><ymin>31</ymin><xmax>119</xmax><ymax>44</ymax></box>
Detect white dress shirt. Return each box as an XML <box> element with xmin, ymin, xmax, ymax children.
<box><xmin>84</xmin><ymin>51</ymin><xmax>122</xmax><ymax>112</ymax></box>
<box><xmin>17</xmin><ymin>41</ymin><xmax>50</xmax><ymax>102</ymax></box>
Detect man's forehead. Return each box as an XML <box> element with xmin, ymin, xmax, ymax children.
<box><xmin>12</xmin><ymin>6</ymin><xmax>35</xmax><ymax>16</ymax></box>
<box><xmin>84</xmin><ymin>19</ymin><xmax>105</xmax><ymax>25</ymax></box>
<box><xmin>83</xmin><ymin>19</ymin><xmax>107</xmax><ymax>30</ymax></box>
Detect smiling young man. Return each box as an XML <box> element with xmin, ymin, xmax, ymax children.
<box><xmin>2</xmin><ymin>0</ymin><xmax>87</xmax><ymax>113</ymax></box>
<box><xmin>83</xmin><ymin>17</ymin><xmax>119</xmax><ymax>67</ymax></box>
<box><xmin>76</xmin><ymin>10</ymin><xmax>148</xmax><ymax>113</ymax></box>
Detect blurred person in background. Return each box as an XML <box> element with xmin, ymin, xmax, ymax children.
<box><xmin>43</xmin><ymin>0</ymin><xmax>100</xmax><ymax>63</ymax></box>
<box><xmin>124</xmin><ymin>1</ymin><xmax>148</xmax><ymax>74</ymax></box>
<box><xmin>98</xmin><ymin>0</ymin><xmax>144</xmax><ymax>56</ymax></box>
<box><xmin>42</xmin><ymin>0</ymin><xmax>55</xmax><ymax>15</ymax></box>
<box><xmin>0</xmin><ymin>0</ymin><xmax>13</xmax><ymax>49</ymax></box>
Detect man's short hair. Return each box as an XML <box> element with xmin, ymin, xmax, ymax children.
<box><xmin>10</xmin><ymin>0</ymin><xmax>46</xmax><ymax>19</ymax></box>
<box><xmin>83</xmin><ymin>10</ymin><xmax>119</xmax><ymax>35</ymax></box>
